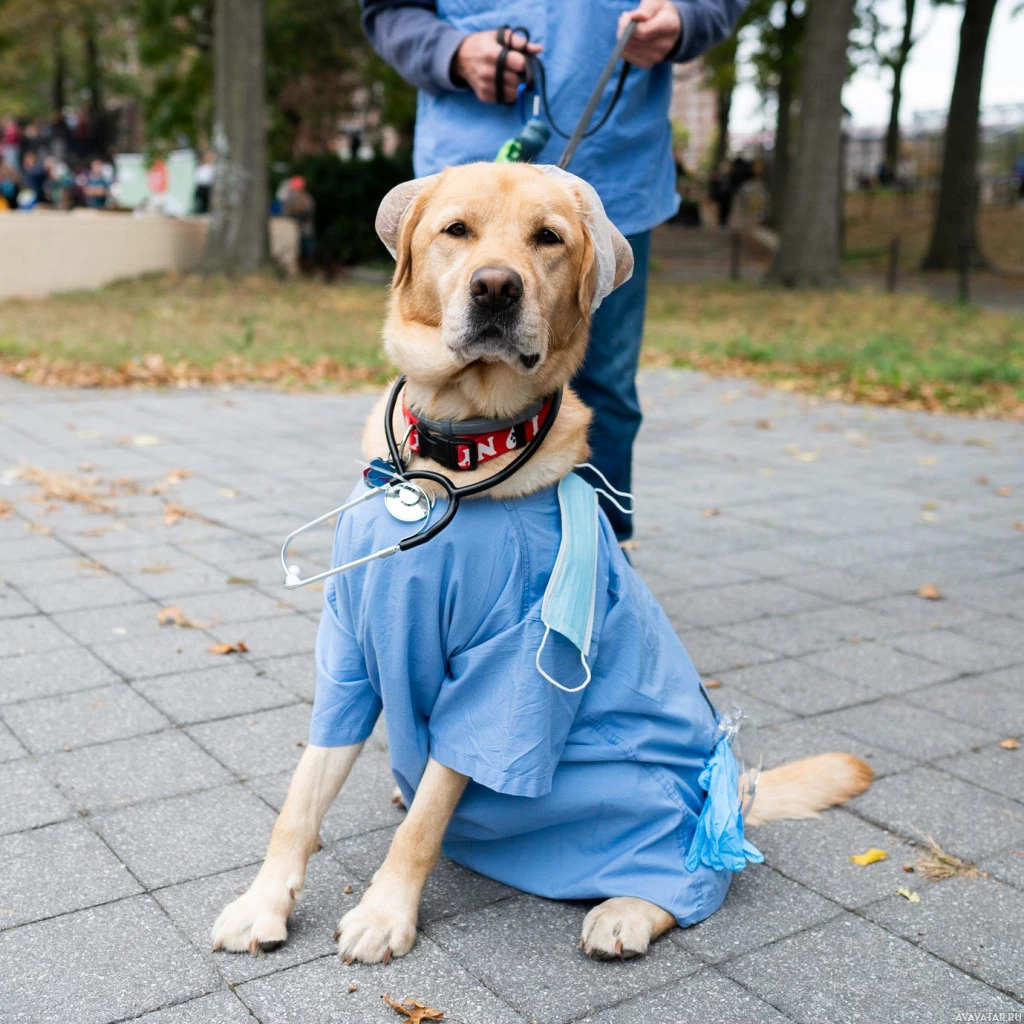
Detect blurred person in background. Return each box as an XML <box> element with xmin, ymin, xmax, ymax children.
<box><xmin>283</xmin><ymin>175</ymin><xmax>317</xmax><ymax>270</ymax></box>
<box><xmin>2</xmin><ymin>117</ymin><xmax>22</xmax><ymax>170</ymax></box>
<box><xmin>194</xmin><ymin>151</ymin><xmax>216</xmax><ymax>214</ymax></box>
<box><xmin>83</xmin><ymin>157</ymin><xmax>110</xmax><ymax>209</ymax></box>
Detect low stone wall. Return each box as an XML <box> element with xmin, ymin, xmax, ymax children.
<box><xmin>0</xmin><ymin>210</ymin><xmax>298</xmax><ymax>301</ymax></box>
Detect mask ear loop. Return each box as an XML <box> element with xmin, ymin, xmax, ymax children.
<box><xmin>535</xmin><ymin>625</ymin><xmax>593</xmax><ymax>693</ymax></box>
<box><xmin>574</xmin><ymin>462</ymin><xmax>635</xmax><ymax>516</ymax></box>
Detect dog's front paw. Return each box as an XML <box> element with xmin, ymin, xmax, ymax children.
<box><xmin>211</xmin><ymin>874</ymin><xmax>296</xmax><ymax>955</ymax></box>
<box><xmin>580</xmin><ymin>897</ymin><xmax>668</xmax><ymax>960</ymax></box>
<box><xmin>334</xmin><ymin>885</ymin><xmax>417</xmax><ymax>964</ymax></box>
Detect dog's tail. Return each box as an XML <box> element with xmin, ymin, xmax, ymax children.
<box><xmin>744</xmin><ymin>753</ymin><xmax>873</xmax><ymax>827</ymax></box>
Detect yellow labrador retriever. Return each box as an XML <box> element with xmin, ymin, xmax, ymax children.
<box><xmin>211</xmin><ymin>162</ymin><xmax>872</xmax><ymax>965</ymax></box>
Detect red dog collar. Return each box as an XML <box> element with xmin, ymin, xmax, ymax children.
<box><xmin>402</xmin><ymin>396</ymin><xmax>554</xmax><ymax>471</ymax></box>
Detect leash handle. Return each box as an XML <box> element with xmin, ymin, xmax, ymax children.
<box><xmin>557</xmin><ymin>19</ymin><xmax>636</xmax><ymax>170</ymax></box>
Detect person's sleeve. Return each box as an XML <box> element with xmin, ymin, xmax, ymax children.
<box><xmin>669</xmin><ymin>0</ymin><xmax>749</xmax><ymax>63</ymax></box>
<box><xmin>361</xmin><ymin>0</ymin><xmax>469</xmax><ymax>95</ymax></box>
<box><xmin>308</xmin><ymin>566</ymin><xmax>382</xmax><ymax>749</ymax></box>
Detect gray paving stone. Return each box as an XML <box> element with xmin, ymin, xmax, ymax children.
<box><xmin>50</xmin><ymin>599</ymin><xmax>164</xmax><ymax>645</ymax></box>
<box><xmin>0</xmin><ymin>643</ymin><xmax>122</xmax><ymax>705</ymax></box>
<box><xmin>253</xmin><ymin>651</ymin><xmax>318</xmax><ymax>700</ymax></box>
<box><xmin>709</xmin><ymin>688</ymin><xmax>795</xmax><ymax>728</ymax></box>
<box><xmin>723</xmin><ymin>913</ymin><xmax>1022</xmax><ymax>1023</ymax></box>
<box><xmin>425</xmin><ymin>895</ymin><xmax>702</xmax><ymax>1024</ymax></box>
<box><xmin>163</xmin><ymin>586</ymin><xmax>299</xmax><ymax>626</ymax></box>
<box><xmin>0</xmin><ymin>720</ymin><xmax>26</xmax><ymax>762</ymax></box>
<box><xmin>953</xmin><ymin>614</ymin><xmax>1024</xmax><ymax>656</ymax></box>
<box><xmin>206</xmin><ymin>612</ymin><xmax>319</xmax><ymax>660</ymax></box>
<box><xmin>159</xmin><ymin>856</ymin><xmax>360</xmax><ymax>984</ymax></box>
<box><xmin>980</xmin><ymin>847</ymin><xmax>1024</xmax><ymax>890</ymax></box>
<box><xmin>754</xmin><ymin>808</ymin><xmax>923</xmax><ymax>908</ymax></box>
<box><xmin>757</xmin><ymin>716</ymin><xmax>915</xmax><ymax>778</ymax></box>
<box><xmin>659</xmin><ymin>588</ymin><xmax>769</xmax><ymax>630</ymax></box>
<box><xmin>135</xmin><ymin>662</ymin><xmax>298</xmax><ymax>726</ymax></box>
<box><xmin>936</xmin><ymin>742</ymin><xmax>1024</xmax><ymax>802</ymax></box>
<box><xmin>669</xmin><ymin>864</ymin><xmax>839</xmax><ymax>964</ymax></box>
<box><xmin>0</xmin><ymin>819</ymin><xmax>141</xmax><ymax>927</ymax></box>
<box><xmin>889</xmin><ymin>628</ymin><xmax>1022</xmax><ymax>675</ymax></box>
<box><xmin>799</xmin><ymin>639</ymin><xmax>958</xmax><ymax>696</ymax></box>
<box><xmin>91</xmin><ymin>628</ymin><xmax>227</xmax><ymax>680</ymax></box>
<box><xmin>863</xmin><ymin>593</ymin><xmax>986</xmax><ymax>634</ymax></box>
<box><xmin>42</xmin><ymin>729</ymin><xmax>232</xmax><ymax>811</ymax></box>
<box><xmin>187</xmin><ymin>702</ymin><xmax>311</xmax><ymax>778</ymax></box>
<box><xmin>786</xmin><ymin>567</ymin><xmax>897</xmax><ymax>603</ymax></box>
<box><xmin>0</xmin><ymin>758</ymin><xmax>76</xmax><ymax>835</ymax></box>
<box><xmin>16</xmin><ymin>573</ymin><xmax>145</xmax><ymax>614</ymax></box>
<box><xmin>132</xmin><ymin>991</ymin><xmax>256</xmax><ymax>1024</ymax></box>
<box><xmin>863</xmin><ymin>876</ymin><xmax>1024</xmax><ymax>998</ymax></box>
<box><xmin>0</xmin><ymin>614</ymin><xmax>78</xmax><ymax>657</ymax></box>
<box><xmin>716</xmin><ymin>659</ymin><xmax>876</xmax><ymax>716</ymax></box>
<box><xmin>815</xmin><ymin>699</ymin><xmax>996</xmax><ymax>762</ymax></box>
<box><xmin>248</xmin><ymin>745</ymin><xmax>403</xmax><ymax>843</ymax></box>
<box><xmin>672</xmin><ymin>628</ymin><xmax>781</xmax><ymax>681</ymax></box>
<box><xmin>583</xmin><ymin>967</ymin><xmax>792</xmax><ymax>1023</ymax></box>
<box><xmin>0</xmin><ymin>895</ymin><xmax>220</xmax><ymax>1024</ymax></box>
<box><xmin>723</xmin><ymin>605</ymin><xmax>895</xmax><ymax>658</ymax></box>
<box><xmin>0</xmin><ymin>584</ymin><xmax>36</xmax><ymax>619</ymax></box>
<box><xmin>331</xmin><ymin>824</ymin><xmax>517</xmax><ymax>923</ymax></box>
<box><xmin>236</xmin><ymin>936</ymin><xmax>525</xmax><ymax>1024</ymax></box>
<box><xmin>94</xmin><ymin>783</ymin><xmax>277</xmax><ymax>888</ymax></box>
<box><xmin>850</xmin><ymin>765</ymin><xmax>1024</xmax><ymax>862</ymax></box>
<box><xmin>3</xmin><ymin>682</ymin><xmax>170</xmax><ymax>754</ymax></box>
<box><xmin>906</xmin><ymin>667</ymin><xmax>1024</xmax><ymax>734</ymax></box>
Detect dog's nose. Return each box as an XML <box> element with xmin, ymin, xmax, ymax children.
<box><xmin>469</xmin><ymin>266</ymin><xmax>523</xmax><ymax>314</ymax></box>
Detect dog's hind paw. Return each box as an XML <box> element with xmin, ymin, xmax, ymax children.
<box><xmin>580</xmin><ymin>897</ymin><xmax>675</xmax><ymax>960</ymax></box>
<box><xmin>334</xmin><ymin>887</ymin><xmax>417</xmax><ymax>965</ymax></box>
<box><xmin>210</xmin><ymin>875</ymin><xmax>295</xmax><ymax>955</ymax></box>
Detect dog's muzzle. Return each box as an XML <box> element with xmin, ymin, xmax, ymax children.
<box><xmin>458</xmin><ymin>265</ymin><xmax>540</xmax><ymax>369</ymax></box>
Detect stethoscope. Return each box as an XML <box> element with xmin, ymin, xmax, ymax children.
<box><xmin>280</xmin><ymin>374</ymin><xmax>564</xmax><ymax>588</ymax></box>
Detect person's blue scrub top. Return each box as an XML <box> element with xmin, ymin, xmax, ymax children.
<box><xmin>413</xmin><ymin>1</ymin><xmax>680</xmax><ymax>237</ymax></box>
<box><xmin>311</xmin><ymin>480</ymin><xmax>731</xmax><ymax>927</ymax></box>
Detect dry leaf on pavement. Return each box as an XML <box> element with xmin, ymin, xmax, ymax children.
<box><xmin>915</xmin><ymin>836</ymin><xmax>981</xmax><ymax>881</ymax></box>
<box><xmin>998</xmin><ymin>738</ymin><xmax>1021</xmax><ymax>750</ymax></box>
<box><xmin>146</xmin><ymin>469</ymin><xmax>193</xmax><ymax>495</ymax></box>
<box><xmin>915</xmin><ymin>584</ymin><xmax>942</xmax><ymax>601</ymax></box>
<box><xmin>701</xmin><ymin>508</ymin><xmax>721</xmax><ymax>518</ymax></box>
<box><xmin>0</xmin><ymin>499</ymin><xmax>14</xmax><ymax>518</ymax></box>
<box><xmin>25</xmin><ymin>522</ymin><xmax>52</xmax><ymax>536</ymax></box>
<box><xmin>157</xmin><ymin>605</ymin><xmax>207</xmax><ymax>629</ymax></box>
<box><xmin>381</xmin><ymin>994</ymin><xmax>444</xmax><ymax>1023</ymax></box>
<box><xmin>995</xmin><ymin>486</ymin><xmax>1013</xmax><ymax>497</ymax></box>
<box><xmin>894</xmin><ymin>887</ymin><xmax>921</xmax><ymax>903</ymax></box>
<box><xmin>704</xmin><ymin>679</ymin><xmax>722</xmax><ymax>689</ymax></box>
<box><xmin>133</xmin><ymin>435</ymin><xmax>162</xmax><ymax>446</ymax></box>
<box><xmin>209</xmin><ymin>641</ymin><xmax>248</xmax><ymax>655</ymax></box>
<box><xmin>162</xmin><ymin>502</ymin><xmax>207</xmax><ymax>527</ymax></box>
<box><xmin>850</xmin><ymin>848</ymin><xmax>889</xmax><ymax>866</ymax></box>
<box><xmin>226</xmin><ymin>575</ymin><xmax>256</xmax><ymax>585</ymax></box>
<box><xmin>1014</xmin><ymin>522</ymin><xmax>1024</xmax><ymax>532</ymax></box>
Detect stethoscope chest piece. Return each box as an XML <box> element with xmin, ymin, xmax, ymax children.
<box><xmin>383</xmin><ymin>481</ymin><xmax>430</xmax><ymax>523</ymax></box>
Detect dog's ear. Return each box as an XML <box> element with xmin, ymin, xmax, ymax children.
<box><xmin>609</xmin><ymin>224</ymin><xmax>634</xmax><ymax>291</ymax></box>
<box><xmin>376</xmin><ymin>175</ymin><xmax>439</xmax><ymax>287</ymax></box>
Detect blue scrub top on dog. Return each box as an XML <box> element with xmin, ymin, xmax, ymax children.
<box><xmin>311</xmin><ymin>481</ymin><xmax>731</xmax><ymax>927</ymax></box>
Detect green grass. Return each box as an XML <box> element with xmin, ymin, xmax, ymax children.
<box><xmin>2</xmin><ymin>273</ymin><xmax>1022</xmax><ymax>418</ymax></box>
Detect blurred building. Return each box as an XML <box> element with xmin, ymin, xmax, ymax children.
<box><xmin>669</xmin><ymin>60</ymin><xmax>717</xmax><ymax>172</ymax></box>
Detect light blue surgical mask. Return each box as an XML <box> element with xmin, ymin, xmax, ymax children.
<box><xmin>536</xmin><ymin>467</ymin><xmax>634</xmax><ymax>693</ymax></box>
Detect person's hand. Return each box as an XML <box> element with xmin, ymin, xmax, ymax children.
<box><xmin>451</xmin><ymin>30</ymin><xmax>543</xmax><ymax>103</ymax></box>
<box><xmin>618</xmin><ymin>0</ymin><xmax>683</xmax><ymax>68</ymax></box>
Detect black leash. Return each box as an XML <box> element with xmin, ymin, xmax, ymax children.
<box><xmin>494</xmin><ymin>20</ymin><xmax>637</xmax><ymax>170</ymax></box>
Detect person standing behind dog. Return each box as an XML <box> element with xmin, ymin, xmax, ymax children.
<box><xmin>360</xmin><ymin>0</ymin><xmax>747</xmax><ymax>542</ymax></box>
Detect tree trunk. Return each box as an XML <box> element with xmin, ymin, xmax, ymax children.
<box><xmin>52</xmin><ymin>24</ymin><xmax>66</xmax><ymax>115</ymax></box>
<box><xmin>921</xmin><ymin>0</ymin><xmax>998</xmax><ymax>270</ymax></box>
<box><xmin>82</xmin><ymin>12</ymin><xmax>107</xmax><ymax>155</ymax></box>
<box><xmin>767</xmin><ymin>65</ymin><xmax>793</xmax><ymax>229</ymax></box>
<box><xmin>884</xmin><ymin>0</ymin><xmax>916</xmax><ymax>177</ymax></box>
<box><xmin>768</xmin><ymin>0</ymin><xmax>854</xmax><ymax>288</ymax></box>
<box><xmin>713</xmin><ymin>83</ymin><xmax>732</xmax><ymax>167</ymax></box>
<box><xmin>204</xmin><ymin>0</ymin><xmax>269</xmax><ymax>274</ymax></box>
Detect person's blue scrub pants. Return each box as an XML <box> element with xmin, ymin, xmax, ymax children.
<box><xmin>572</xmin><ymin>231</ymin><xmax>650</xmax><ymax>542</ymax></box>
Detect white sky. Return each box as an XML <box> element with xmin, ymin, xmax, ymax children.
<box><xmin>731</xmin><ymin>0</ymin><xmax>1024</xmax><ymax>133</ymax></box>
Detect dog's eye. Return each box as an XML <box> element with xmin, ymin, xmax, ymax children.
<box><xmin>535</xmin><ymin>227</ymin><xmax>562</xmax><ymax>246</ymax></box>
<box><xmin>443</xmin><ymin>221</ymin><xmax>467</xmax><ymax>238</ymax></box>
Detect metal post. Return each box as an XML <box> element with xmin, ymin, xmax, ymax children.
<box><xmin>886</xmin><ymin>236</ymin><xmax>900</xmax><ymax>294</ymax></box>
<box><xmin>958</xmin><ymin>240</ymin><xmax>971</xmax><ymax>304</ymax></box>
<box><xmin>729</xmin><ymin>229</ymin><xmax>741</xmax><ymax>281</ymax></box>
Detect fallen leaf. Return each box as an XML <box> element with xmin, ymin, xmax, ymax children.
<box><xmin>162</xmin><ymin>502</ymin><xmax>208</xmax><ymax>527</ymax></box>
<box><xmin>139</xmin><ymin>562</ymin><xmax>174</xmax><ymax>575</ymax></box>
<box><xmin>0</xmin><ymin>499</ymin><xmax>13</xmax><ymax>518</ymax></box>
<box><xmin>915</xmin><ymin>584</ymin><xmax>942</xmax><ymax>601</ymax></box>
<box><xmin>344</xmin><ymin>884</ymin><xmax>353</xmax><ymax>894</ymax></box>
<box><xmin>619</xmin><ymin>540</ymin><xmax>640</xmax><ymax>552</ymax></box>
<box><xmin>1014</xmin><ymin>522</ymin><xmax>1024</xmax><ymax>532</ymax></box>
<box><xmin>79</xmin><ymin>523</ymin><xmax>124</xmax><ymax>537</ymax></box>
<box><xmin>25</xmin><ymin>522</ymin><xmax>52</xmax><ymax>536</ymax></box>
<box><xmin>916</xmin><ymin>456</ymin><xmax>938</xmax><ymax>467</ymax></box>
<box><xmin>209</xmin><ymin>641</ymin><xmax>248</xmax><ymax>654</ymax></box>
<box><xmin>975</xmin><ymin>476</ymin><xmax>989</xmax><ymax>485</ymax></box>
<box><xmin>894</xmin><ymin>887</ymin><xmax>921</xmax><ymax>903</ymax></box>
<box><xmin>757</xmin><ymin>467</ymin><xmax>775</xmax><ymax>476</ymax></box>
<box><xmin>850</xmin><ymin>848</ymin><xmax>889</xmax><ymax>866</ymax></box>
<box><xmin>921</xmin><ymin>501</ymin><xmax>940</xmax><ymax>511</ymax></box>
<box><xmin>704</xmin><ymin>679</ymin><xmax>723</xmax><ymax>689</ymax></box>
<box><xmin>133</xmin><ymin>435</ymin><xmax>162</xmax><ymax>446</ymax></box>
<box><xmin>701</xmin><ymin>508</ymin><xmax>721</xmax><ymax>518</ymax></box>
<box><xmin>998</xmin><ymin>738</ymin><xmax>1021</xmax><ymax>750</ymax></box>
<box><xmin>755</xmin><ymin>419</ymin><xmax>772</xmax><ymax>430</ymax></box>
<box><xmin>786</xmin><ymin>445</ymin><xmax>819</xmax><ymax>462</ymax></box>
<box><xmin>218</xmin><ymin>487</ymin><xmax>240</xmax><ymax>498</ymax></box>
<box><xmin>226</xmin><ymin>576</ymin><xmax>256</xmax><ymax>585</ymax></box>
<box><xmin>146</xmin><ymin>469</ymin><xmax>193</xmax><ymax>495</ymax></box>
<box><xmin>381</xmin><ymin>994</ymin><xmax>444</xmax><ymax>1023</ymax></box>
<box><xmin>347</xmin><ymin>983</ymin><xmax>358</xmax><ymax>993</ymax></box>
<box><xmin>995</xmin><ymin>486</ymin><xmax>1013</xmax><ymax>497</ymax></box>
<box><xmin>76</xmin><ymin>558</ymin><xmax>112</xmax><ymax>575</ymax></box>
<box><xmin>915</xmin><ymin>835</ymin><xmax>982</xmax><ymax>881</ymax></box>
<box><xmin>920</xmin><ymin>511</ymin><xmax>938</xmax><ymax>522</ymax></box>
<box><xmin>76</xmin><ymin>429</ymin><xmax>101</xmax><ymax>439</ymax></box>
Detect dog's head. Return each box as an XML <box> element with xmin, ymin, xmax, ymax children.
<box><xmin>376</xmin><ymin>162</ymin><xmax>632</xmax><ymax>417</ymax></box>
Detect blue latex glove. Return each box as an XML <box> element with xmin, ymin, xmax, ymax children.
<box><xmin>685</xmin><ymin>736</ymin><xmax>764</xmax><ymax>873</ymax></box>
